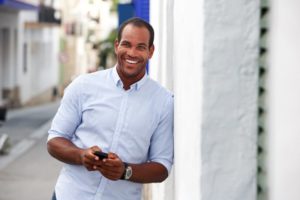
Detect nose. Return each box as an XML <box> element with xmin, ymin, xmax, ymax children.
<box><xmin>127</xmin><ymin>47</ymin><xmax>137</xmax><ymax>57</ymax></box>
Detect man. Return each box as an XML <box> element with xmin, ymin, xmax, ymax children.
<box><xmin>47</xmin><ymin>17</ymin><xmax>174</xmax><ymax>200</ymax></box>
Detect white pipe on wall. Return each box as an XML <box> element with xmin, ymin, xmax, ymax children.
<box><xmin>268</xmin><ymin>0</ymin><xmax>300</xmax><ymax>199</ymax></box>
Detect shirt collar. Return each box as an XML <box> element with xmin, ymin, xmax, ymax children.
<box><xmin>112</xmin><ymin>66</ymin><xmax>148</xmax><ymax>90</ymax></box>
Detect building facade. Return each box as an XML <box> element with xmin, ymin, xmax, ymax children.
<box><xmin>0</xmin><ymin>0</ymin><xmax>60</xmax><ymax>107</ymax></box>
<box><xmin>0</xmin><ymin>0</ymin><xmax>118</xmax><ymax>108</ymax></box>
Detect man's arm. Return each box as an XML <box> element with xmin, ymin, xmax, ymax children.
<box><xmin>47</xmin><ymin>137</ymin><xmax>103</xmax><ymax>171</ymax></box>
<box><xmin>129</xmin><ymin>162</ymin><xmax>168</xmax><ymax>183</ymax></box>
<box><xmin>47</xmin><ymin>137</ymin><xmax>83</xmax><ymax>165</ymax></box>
<box><xmin>48</xmin><ymin>138</ymin><xmax>168</xmax><ymax>183</ymax></box>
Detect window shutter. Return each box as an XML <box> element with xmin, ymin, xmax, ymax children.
<box><xmin>258</xmin><ymin>0</ymin><xmax>269</xmax><ymax>199</ymax></box>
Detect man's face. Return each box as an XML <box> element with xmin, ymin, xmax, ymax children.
<box><xmin>114</xmin><ymin>24</ymin><xmax>154</xmax><ymax>81</ymax></box>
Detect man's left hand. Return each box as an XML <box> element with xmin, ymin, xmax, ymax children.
<box><xmin>97</xmin><ymin>152</ymin><xmax>125</xmax><ymax>181</ymax></box>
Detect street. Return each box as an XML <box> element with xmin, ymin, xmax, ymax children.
<box><xmin>0</xmin><ymin>102</ymin><xmax>60</xmax><ymax>146</ymax></box>
<box><xmin>0</xmin><ymin>102</ymin><xmax>63</xmax><ymax>200</ymax></box>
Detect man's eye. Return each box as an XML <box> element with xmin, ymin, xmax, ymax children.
<box><xmin>137</xmin><ymin>46</ymin><xmax>146</xmax><ymax>50</ymax></box>
<box><xmin>121</xmin><ymin>43</ymin><xmax>130</xmax><ymax>47</ymax></box>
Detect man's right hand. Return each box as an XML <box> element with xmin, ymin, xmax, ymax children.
<box><xmin>47</xmin><ymin>137</ymin><xmax>104</xmax><ymax>169</ymax></box>
<box><xmin>81</xmin><ymin>146</ymin><xmax>104</xmax><ymax>171</ymax></box>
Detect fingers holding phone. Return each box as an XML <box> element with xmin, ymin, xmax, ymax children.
<box><xmin>82</xmin><ymin>148</ymin><xmax>124</xmax><ymax>180</ymax></box>
<box><xmin>97</xmin><ymin>152</ymin><xmax>125</xmax><ymax>181</ymax></box>
<box><xmin>81</xmin><ymin>146</ymin><xmax>103</xmax><ymax>171</ymax></box>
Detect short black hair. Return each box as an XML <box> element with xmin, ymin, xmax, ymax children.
<box><xmin>117</xmin><ymin>17</ymin><xmax>155</xmax><ymax>48</ymax></box>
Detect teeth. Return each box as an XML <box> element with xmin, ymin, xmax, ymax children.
<box><xmin>126</xmin><ymin>59</ymin><xmax>138</xmax><ymax>64</ymax></box>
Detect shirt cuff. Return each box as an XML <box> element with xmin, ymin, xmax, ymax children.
<box><xmin>47</xmin><ymin>130</ymin><xmax>71</xmax><ymax>142</ymax></box>
<box><xmin>150</xmin><ymin>158</ymin><xmax>173</xmax><ymax>175</ymax></box>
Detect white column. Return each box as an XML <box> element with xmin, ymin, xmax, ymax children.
<box><xmin>173</xmin><ymin>0</ymin><xmax>203</xmax><ymax>199</ymax></box>
<box><xmin>149</xmin><ymin>0</ymin><xmax>173</xmax><ymax>91</ymax></box>
<box><xmin>268</xmin><ymin>0</ymin><xmax>300</xmax><ymax>200</ymax></box>
<box><xmin>150</xmin><ymin>1</ymin><xmax>175</xmax><ymax>200</ymax></box>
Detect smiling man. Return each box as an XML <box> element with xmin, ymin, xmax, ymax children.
<box><xmin>47</xmin><ymin>17</ymin><xmax>174</xmax><ymax>200</ymax></box>
<box><xmin>115</xmin><ymin>21</ymin><xmax>154</xmax><ymax>90</ymax></box>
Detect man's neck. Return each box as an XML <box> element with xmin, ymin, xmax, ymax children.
<box><xmin>116</xmin><ymin>67</ymin><xmax>146</xmax><ymax>90</ymax></box>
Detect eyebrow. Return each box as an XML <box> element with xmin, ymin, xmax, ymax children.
<box><xmin>121</xmin><ymin>40</ymin><xmax>148</xmax><ymax>47</ymax></box>
<box><xmin>120</xmin><ymin>40</ymin><xmax>130</xmax><ymax>44</ymax></box>
<box><xmin>137</xmin><ymin>43</ymin><xmax>147</xmax><ymax>47</ymax></box>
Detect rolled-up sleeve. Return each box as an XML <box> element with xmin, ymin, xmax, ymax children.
<box><xmin>48</xmin><ymin>77</ymin><xmax>83</xmax><ymax>141</ymax></box>
<box><xmin>148</xmin><ymin>95</ymin><xmax>174</xmax><ymax>174</ymax></box>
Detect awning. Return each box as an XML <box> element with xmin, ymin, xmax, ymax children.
<box><xmin>0</xmin><ymin>0</ymin><xmax>39</xmax><ymax>11</ymax></box>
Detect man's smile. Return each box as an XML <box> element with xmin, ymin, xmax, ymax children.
<box><xmin>125</xmin><ymin>59</ymin><xmax>139</xmax><ymax>64</ymax></box>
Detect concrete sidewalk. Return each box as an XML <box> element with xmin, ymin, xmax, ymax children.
<box><xmin>0</xmin><ymin>134</ymin><xmax>62</xmax><ymax>200</ymax></box>
<box><xmin>0</xmin><ymin>101</ymin><xmax>63</xmax><ymax>200</ymax></box>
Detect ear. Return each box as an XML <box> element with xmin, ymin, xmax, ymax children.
<box><xmin>148</xmin><ymin>45</ymin><xmax>155</xmax><ymax>59</ymax></box>
<box><xmin>114</xmin><ymin>39</ymin><xmax>119</xmax><ymax>54</ymax></box>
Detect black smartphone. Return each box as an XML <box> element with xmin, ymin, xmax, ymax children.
<box><xmin>93</xmin><ymin>151</ymin><xmax>108</xmax><ymax>160</ymax></box>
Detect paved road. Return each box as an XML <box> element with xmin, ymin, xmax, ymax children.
<box><xmin>0</xmin><ymin>102</ymin><xmax>60</xmax><ymax>145</ymax></box>
<box><xmin>0</xmin><ymin>102</ymin><xmax>63</xmax><ymax>200</ymax></box>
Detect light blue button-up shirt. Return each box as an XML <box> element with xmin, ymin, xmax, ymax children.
<box><xmin>48</xmin><ymin>67</ymin><xmax>174</xmax><ymax>200</ymax></box>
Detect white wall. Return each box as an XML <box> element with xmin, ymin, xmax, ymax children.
<box><xmin>0</xmin><ymin>11</ymin><xmax>18</xmax><ymax>105</ymax></box>
<box><xmin>150</xmin><ymin>0</ymin><xmax>259</xmax><ymax>199</ymax></box>
<box><xmin>18</xmin><ymin>11</ymin><xmax>37</xmax><ymax>103</ymax></box>
<box><xmin>202</xmin><ymin>0</ymin><xmax>259</xmax><ymax>199</ymax></box>
<box><xmin>268</xmin><ymin>0</ymin><xmax>300</xmax><ymax>200</ymax></box>
<box><xmin>21</xmin><ymin>27</ymin><xmax>59</xmax><ymax>103</ymax></box>
<box><xmin>18</xmin><ymin>11</ymin><xmax>59</xmax><ymax>104</ymax></box>
<box><xmin>0</xmin><ymin>12</ymin><xmax>18</xmax><ymax>29</ymax></box>
<box><xmin>0</xmin><ymin>12</ymin><xmax>18</xmax><ymax>90</ymax></box>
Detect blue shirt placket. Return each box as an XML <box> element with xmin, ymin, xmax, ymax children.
<box><xmin>94</xmin><ymin>88</ymin><xmax>129</xmax><ymax>199</ymax></box>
